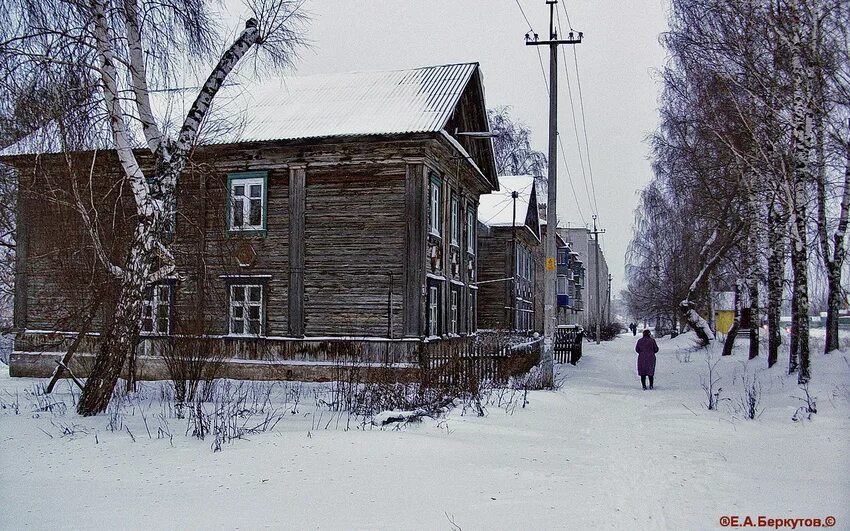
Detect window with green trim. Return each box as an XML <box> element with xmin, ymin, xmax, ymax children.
<box><xmin>228</xmin><ymin>172</ymin><xmax>267</xmax><ymax>233</ymax></box>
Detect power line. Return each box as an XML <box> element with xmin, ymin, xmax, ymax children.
<box><xmin>514</xmin><ymin>0</ymin><xmax>535</xmax><ymax>31</ymax></box>
<box><xmin>482</xmin><ymin>196</ymin><xmax>514</xmax><ymax>225</ymax></box>
<box><xmin>554</xmin><ymin>10</ymin><xmax>596</xmax><ymax>219</ymax></box>
<box><xmin>512</xmin><ymin>1</ymin><xmax>588</xmax><ymax>231</ymax></box>
<box><xmin>557</xmin><ymin>132</ymin><xmax>587</xmax><ymax>227</ymax></box>
<box><xmin>572</xmin><ymin>45</ymin><xmax>600</xmax><ymax>215</ymax></box>
<box><xmin>513</xmin><ymin>2</ymin><xmax>586</xmax><ymax>227</ymax></box>
<box><xmin>559</xmin><ymin>0</ymin><xmax>575</xmax><ymax>31</ymax></box>
<box><xmin>555</xmin><ymin>5</ymin><xmax>601</xmax><ymax>218</ymax></box>
<box><xmin>534</xmin><ymin>46</ymin><xmax>549</xmax><ymax>95</ymax></box>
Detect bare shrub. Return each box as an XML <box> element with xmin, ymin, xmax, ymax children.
<box><xmin>0</xmin><ymin>389</ymin><xmax>20</xmax><ymax>414</ymax></box>
<box><xmin>792</xmin><ymin>382</ymin><xmax>817</xmax><ymax>422</ymax></box>
<box><xmin>26</xmin><ymin>383</ymin><xmax>67</xmax><ymax>416</ymax></box>
<box><xmin>700</xmin><ymin>353</ymin><xmax>724</xmax><ymax>410</ymax></box>
<box><xmin>161</xmin><ymin>336</ymin><xmax>226</xmax><ymax>416</ymax></box>
<box><xmin>736</xmin><ymin>372</ymin><xmax>762</xmax><ymax>420</ymax></box>
<box><xmin>185</xmin><ymin>381</ymin><xmax>285</xmax><ymax>452</ymax></box>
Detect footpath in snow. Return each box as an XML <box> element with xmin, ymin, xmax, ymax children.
<box><xmin>0</xmin><ymin>332</ymin><xmax>848</xmax><ymax>530</ymax></box>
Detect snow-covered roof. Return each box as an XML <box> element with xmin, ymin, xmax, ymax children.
<box><xmin>478</xmin><ymin>175</ymin><xmax>536</xmax><ymax>228</ymax></box>
<box><xmin>216</xmin><ymin>62</ymin><xmax>481</xmax><ymax>142</ymax></box>
<box><xmin>3</xmin><ymin>62</ymin><xmax>487</xmax><ymax>154</ymax></box>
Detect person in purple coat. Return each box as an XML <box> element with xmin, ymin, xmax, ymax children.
<box><xmin>635</xmin><ymin>329</ymin><xmax>659</xmax><ymax>390</ymax></box>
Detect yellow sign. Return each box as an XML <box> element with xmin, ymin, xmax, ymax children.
<box><xmin>546</xmin><ymin>257</ymin><xmax>556</xmax><ymax>271</ymax></box>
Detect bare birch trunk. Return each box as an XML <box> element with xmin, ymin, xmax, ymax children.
<box><xmin>746</xmin><ymin>174</ymin><xmax>762</xmax><ymax>360</ymax></box>
<box><xmin>787</xmin><ymin>0</ymin><xmax>813</xmax><ymax>384</ymax></box>
<box><xmin>679</xmin><ymin>223</ymin><xmax>741</xmax><ymax>345</ymax></box>
<box><xmin>75</xmin><ymin>15</ymin><xmax>263</xmax><ymax>415</ymax></box>
<box><xmin>788</xmin><ymin>262</ymin><xmax>800</xmax><ymax>374</ymax></box>
<box><xmin>790</xmin><ymin>248</ymin><xmax>810</xmax><ymax>382</ymax></box>
<box><xmin>820</xmin><ymin>121</ymin><xmax>850</xmax><ymax>354</ymax></box>
<box><xmin>77</xmin><ymin>225</ymin><xmax>153</xmax><ymax>415</ymax></box>
<box><xmin>722</xmin><ymin>280</ymin><xmax>742</xmax><ymax>357</ymax></box>
<box><xmin>766</xmin><ymin>200</ymin><xmax>785</xmax><ymax>367</ymax></box>
<box><xmin>748</xmin><ymin>279</ymin><xmax>760</xmax><ymax>360</ymax></box>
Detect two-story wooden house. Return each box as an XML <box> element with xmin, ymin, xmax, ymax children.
<box><xmin>476</xmin><ymin>175</ymin><xmax>540</xmax><ymax>332</ymax></box>
<box><xmin>6</xmin><ymin>63</ymin><xmax>499</xmax><ymax>380</ymax></box>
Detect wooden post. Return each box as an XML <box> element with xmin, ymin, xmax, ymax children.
<box><xmin>403</xmin><ymin>161</ymin><xmax>425</xmax><ymax>337</ymax></box>
<box><xmin>288</xmin><ymin>165</ymin><xmax>306</xmax><ymax>337</ymax></box>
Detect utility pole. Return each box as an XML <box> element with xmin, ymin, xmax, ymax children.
<box><xmin>607</xmin><ymin>273</ymin><xmax>612</xmax><ymax>324</ymax></box>
<box><xmin>590</xmin><ymin>215</ymin><xmax>605</xmax><ymax>344</ymax></box>
<box><xmin>511</xmin><ymin>190</ymin><xmax>518</xmax><ymax>331</ymax></box>
<box><xmin>526</xmin><ymin>0</ymin><xmax>582</xmax><ymax>384</ymax></box>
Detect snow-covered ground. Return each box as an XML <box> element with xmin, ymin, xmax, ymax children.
<box><xmin>1</xmin><ymin>332</ymin><xmax>848</xmax><ymax>530</ymax></box>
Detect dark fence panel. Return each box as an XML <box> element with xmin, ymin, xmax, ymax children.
<box><xmin>420</xmin><ymin>334</ymin><xmax>542</xmax><ymax>390</ymax></box>
<box><xmin>554</xmin><ymin>326</ymin><xmax>583</xmax><ymax>365</ymax></box>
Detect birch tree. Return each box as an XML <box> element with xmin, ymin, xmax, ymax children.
<box><xmin>1</xmin><ymin>0</ymin><xmax>305</xmax><ymax>414</ymax></box>
<box><xmin>488</xmin><ymin>106</ymin><xmax>547</xmax><ymax>181</ymax></box>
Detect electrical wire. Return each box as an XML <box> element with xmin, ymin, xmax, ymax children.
<box><xmin>514</xmin><ymin>0</ymin><xmax>535</xmax><ymax>31</ymax></box>
<box><xmin>555</xmin><ymin>9</ymin><xmax>596</xmax><ymax>220</ymax></box>
<box><xmin>559</xmin><ymin>0</ymin><xmax>575</xmax><ymax>31</ymax></box>
<box><xmin>482</xmin><ymin>196</ymin><xmax>515</xmax><ymax>225</ymax></box>
<box><xmin>572</xmin><ymin>45</ymin><xmax>600</xmax><ymax>216</ymax></box>
<box><xmin>558</xmin><ymin>1</ymin><xmax>601</xmax><ymax>215</ymax></box>
<box><xmin>512</xmin><ymin>0</ymin><xmax>587</xmax><ymax>227</ymax></box>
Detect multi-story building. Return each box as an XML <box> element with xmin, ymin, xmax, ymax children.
<box><xmin>558</xmin><ymin>227</ymin><xmax>609</xmax><ymax>329</ymax></box>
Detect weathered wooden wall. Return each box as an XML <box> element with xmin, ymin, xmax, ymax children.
<box><xmin>303</xmin><ymin>165</ymin><xmax>406</xmax><ymax>337</ymax></box>
<box><xmin>16</xmin><ymin>154</ymin><xmax>132</xmax><ymax>333</ymax></box>
<box><xmin>477</xmin><ymin>225</ymin><xmax>540</xmax><ymax>332</ymax></box>
<box><xmin>10</xmin><ymin>131</ymin><xmax>494</xmax><ymax>362</ymax></box>
<box><xmin>477</xmin><ymin>229</ymin><xmax>510</xmax><ymax>329</ymax></box>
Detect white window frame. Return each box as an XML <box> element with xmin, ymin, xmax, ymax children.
<box><xmin>450</xmin><ymin>288</ymin><xmax>459</xmax><ymax>334</ymax></box>
<box><xmin>429</xmin><ymin>178</ymin><xmax>442</xmax><ymax>237</ymax></box>
<box><xmin>229</xmin><ymin>176</ymin><xmax>266</xmax><ymax>232</ymax></box>
<box><xmin>229</xmin><ymin>284</ymin><xmax>264</xmax><ymax>336</ymax></box>
<box><xmin>450</xmin><ymin>194</ymin><xmax>460</xmax><ymax>245</ymax></box>
<box><xmin>467</xmin><ymin>289</ymin><xmax>477</xmax><ymax>333</ymax></box>
<box><xmin>428</xmin><ymin>286</ymin><xmax>439</xmax><ymax>336</ymax></box>
<box><xmin>557</xmin><ymin>276</ymin><xmax>568</xmax><ymax>295</ymax></box>
<box><xmin>141</xmin><ymin>284</ymin><xmax>172</xmax><ymax>335</ymax></box>
<box><xmin>466</xmin><ymin>207</ymin><xmax>476</xmax><ymax>254</ymax></box>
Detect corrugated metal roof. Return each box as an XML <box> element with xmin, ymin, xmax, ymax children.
<box><xmin>1</xmin><ymin>63</ymin><xmax>481</xmax><ymax>156</ymax></box>
<box><xmin>212</xmin><ymin>62</ymin><xmax>479</xmax><ymax>142</ymax></box>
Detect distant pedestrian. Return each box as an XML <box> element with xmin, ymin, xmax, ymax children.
<box><xmin>635</xmin><ymin>329</ymin><xmax>658</xmax><ymax>390</ymax></box>
<box><xmin>629</xmin><ymin>322</ymin><xmax>637</xmax><ymax>336</ymax></box>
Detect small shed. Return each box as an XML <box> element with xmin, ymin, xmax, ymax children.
<box><xmin>713</xmin><ymin>292</ymin><xmax>736</xmax><ymax>334</ymax></box>
<box><xmin>713</xmin><ymin>290</ymin><xmax>752</xmax><ymax>334</ymax></box>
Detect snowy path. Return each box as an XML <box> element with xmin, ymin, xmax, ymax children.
<box><xmin>1</xmin><ymin>333</ymin><xmax>848</xmax><ymax>530</ymax></box>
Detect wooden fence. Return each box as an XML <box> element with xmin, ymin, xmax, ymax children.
<box><xmin>554</xmin><ymin>326</ymin><xmax>583</xmax><ymax>365</ymax></box>
<box><xmin>419</xmin><ymin>334</ymin><xmax>542</xmax><ymax>390</ymax></box>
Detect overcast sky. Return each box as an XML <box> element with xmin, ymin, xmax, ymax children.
<box><xmin>222</xmin><ymin>0</ymin><xmax>670</xmax><ymax>294</ymax></box>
